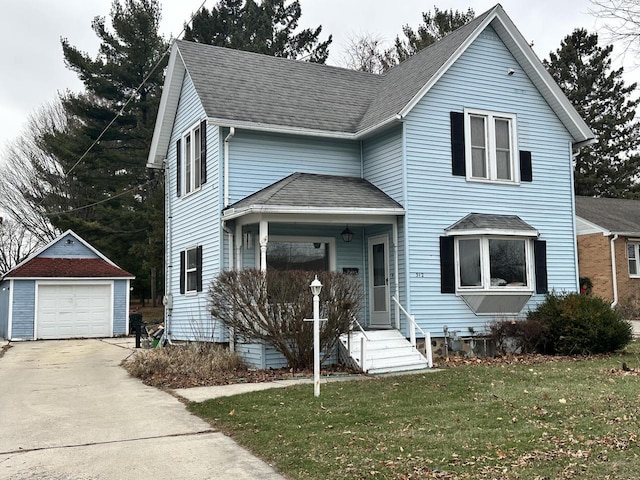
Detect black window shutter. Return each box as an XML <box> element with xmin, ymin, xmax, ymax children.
<box><xmin>176</xmin><ymin>139</ymin><xmax>182</xmax><ymax>197</ymax></box>
<box><xmin>450</xmin><ymin>112</ymin><xmax>466</xmax><ymax>176</ymax></box>
<box><xmin>196</xmin><ymin>245</ymin><xmax>203</xmax><ymax>292</ymax></box>
<box><xmin>200</xmin><ymin>120</ymin><xmax>207</xmax><ymax>184</ymax></box>
<box><xmin>520</xmin><ymin>151</ymin><xmax>532</xmax><ymax>182</ymax></box>
<box><xmin>534</xmin><ymin>240</ymin><xmax>548</xmax><ymax>294</ymax></box>
<box><xmin>179</xmin><ymin>250</ymin><xmax>185</xmax><ymax>294</ymax></box>
<box><xmin>440</xmin><ymin>236</ymin><xmax>456</xmax><ymax>293</ymax></box>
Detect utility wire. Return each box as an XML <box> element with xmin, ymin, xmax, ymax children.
<box><xmin>45</xmin><ymin>0</ymin><xmax>208</xmax><ymax>213</ymax></box>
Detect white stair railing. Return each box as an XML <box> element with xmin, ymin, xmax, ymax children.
<box><xmin>346</xmin><ymin>316</ymin><xmax>370</xmax><ymax>372</ymax></box>
<box><xmin>391</xmin><ymin>296</ymin><xmax>433</xmax><ymax>368</ymax></box>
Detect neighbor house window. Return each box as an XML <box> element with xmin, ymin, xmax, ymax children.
<box><xmin>183</xmin><ymin>122</ymin><xmax>202</xmax><ymax>195</ymax></box>
<box><xmin>456</xmin><ymin>237</ymin><xmax>531</xmax><ymax>290</ymax></box>
<box><xmin>465</xmin><ymin>109</ymin><xmax>517</xmax><ymax>183</ymax></box>
<box><xmin>180</xmin><ymin>246</ymin><xmax>202</xmax><ymax>294</ymax></box>
<box><xmin>628</xmin><ymin>242</ymin><xmax>640</xmax><ymax>277</ymax></box>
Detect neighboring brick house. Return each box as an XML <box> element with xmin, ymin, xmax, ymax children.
<box><xmin>575</xmin><ymin>196</ymin><xmax>640</xmax><ymax>315</ymax></box>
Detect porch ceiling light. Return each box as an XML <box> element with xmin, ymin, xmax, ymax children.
<box><xmin>341</xmin><ymin>226</ymin><xmax>354</xmax><ymax>243</ymax></box>
<box><xmin>310</xmin><ymin>275</ymin><xmax>323</xmax><ymax>296</ymax></box>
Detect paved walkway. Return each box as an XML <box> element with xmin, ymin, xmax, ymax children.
<box><xmin>0</xmin><ymin>338</ymin><xmax>283</xmax><ymax>480</ymax></box>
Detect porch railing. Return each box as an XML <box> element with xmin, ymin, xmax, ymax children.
<box><xmin>346</xmin><ymin>316</ymin><xmax>370</xmax><ymax>372</ymax></box>
<box><xmin>391</xmin><ymin>296</ymin><xmax>433</xmax><ymax>368</ymax></box>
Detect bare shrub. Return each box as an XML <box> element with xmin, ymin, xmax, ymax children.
<box><xmin>209</xmin><ymin>269</ymin><xmax>363</xmax><ymax>370</ymax></box>
<box><xmin>124</xmin><ymin>343</ymin><xmax>247</xmax><ymax>388</ymax></box>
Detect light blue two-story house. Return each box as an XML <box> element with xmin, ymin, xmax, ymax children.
<box><xmin>147</xmin><ymin>5</ymin><xmax>594</xmax><ymax>372</ymax></box>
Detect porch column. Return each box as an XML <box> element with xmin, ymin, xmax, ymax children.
<box><xmin>235</xmin><ymin>224</ymin><xmax>242</xmax><ymax>270</ymax></box>
<box><xmin>259</xmin><ymin>220</ymin><xmax>268</xmax><ymax>272</ymax></box>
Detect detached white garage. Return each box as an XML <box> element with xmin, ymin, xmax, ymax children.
<box><xmin>0</xmin><ymin>231</ymin><xmax>134</xmax><ymax>341</ymax></box>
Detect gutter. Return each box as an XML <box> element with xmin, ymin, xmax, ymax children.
<box><xmin>223</xmin><ymin>127</ymin><xmax>235</xmax><ymax>208</ymax></box>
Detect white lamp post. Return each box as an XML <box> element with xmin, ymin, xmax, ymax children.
<box><xmin>310</xmin><ymin>275</ymin><xmax>323</xmax><ymax>397</ymax></box>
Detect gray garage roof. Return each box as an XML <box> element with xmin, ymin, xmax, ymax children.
<box><xmin>575</xmin><ymin>196</ymin><xmax>640</xmax><ymax>235</ymax></box>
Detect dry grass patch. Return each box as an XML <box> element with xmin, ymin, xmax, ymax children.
<box><xmin>123</xmin><ymin>343</ymin><xmax>249</xmax><ymax>388</ymax></box>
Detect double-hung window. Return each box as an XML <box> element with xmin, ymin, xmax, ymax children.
<box><xmin>183</xmin><ymin>122</ymin><xmax>202</xmax><ymax>195</ymax></box>
<box><xmin>180</xmin><ymin>246</ymin><xmax>202</xmax><ymax>295</ymax></box>
<box><xmin>628</xmin><ymin>242</ymin><xmax>640</xmax><ymax>277</ymax></box>
<box><xmin>457</xmin><ymin>237</ymin><xmax>532</xmax><ymax>291</ymax></box>
<box><xmin>465</xmin><ymin>109</ymin><xmax>517</xmax><ymax>183</ymax></box>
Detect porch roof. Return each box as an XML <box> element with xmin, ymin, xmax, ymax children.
<box><xmin>222</xmin><ymin>173</ymin><xmax>405</xmax><ymax>220</ymax></box>
<box><xmin>445</xmin><ymin>213</ymin><xmax>538</xmax><ymax>237</ymax></box>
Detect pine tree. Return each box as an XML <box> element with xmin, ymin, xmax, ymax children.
<box><xmin>184</xmin><ymin>0</ymin><xmax>332</xmax><ymax>62</ymax></box>
<box><xmin>41</xmin><ymin>0</ymin><xmax>168</xmax><ymax>303</ymax></box>
<box><xmin>545</xmin><ymin>29</ymin><xmax>640</xmax><ymax>198</ymax></box>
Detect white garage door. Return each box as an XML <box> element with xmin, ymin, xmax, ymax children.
<box><xmin>37</xmin><ymin>284</ymin><xmax>112</xmax><ymax>339</ymax></box>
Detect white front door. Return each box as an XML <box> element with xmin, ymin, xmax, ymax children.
<box><xmin>369</xmin><ymin>235</ymin><xmax>390</xmax><ymax>328</ymax></box>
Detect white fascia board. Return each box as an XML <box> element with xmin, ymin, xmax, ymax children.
<box><xmin>445</xmin><ymin>228</ymin><xmax>539</xmax><ymax>237</ymax></box>
<box><xmin>398</xmin><ymin>6</ymin><xmax>501</xmax><ymax>119</ymax></box>
<box><xmin>223</xmin><ymin>205</ymin><xmax>405</xmax><ymax>221</ymax></box>
<box><xmin>489</xmin><ymin>12</ymin><xmax>595</xmax><ymax>144</ymax></box>
<box><xmin>147</xmin><ymin>42</ymin><xmax>184</xmax><ymax>169</ymax></box>
<box><xmin>575</xmin><ymin>216</ymin><xmax>609</xmax><ymax>236</ymax></box>
<box><xmin>10</xmin><ymin>276</ymin><xmax>135</xmax><ymax>281</ymax></box>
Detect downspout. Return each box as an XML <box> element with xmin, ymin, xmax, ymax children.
<box><xmin>163</xmin><ymin>159</ymin><xmax>173</xmax><ymax>343</ymax></box>
<box><xmin>610</xmin><ymin>233</ymin><xmax>619</xmax><ymax>308</ymax></box>
<box><xmin>224</xmin><ymin>127</ymin><xmax>236</xmax><ymax>208</ymax></box>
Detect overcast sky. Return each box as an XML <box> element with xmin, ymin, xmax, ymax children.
<box><xmin>0</xmin><ymin>0</ymin><xmax>631</xmax><ymax>153</ymax></box>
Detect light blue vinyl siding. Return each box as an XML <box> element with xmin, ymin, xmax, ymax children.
<box><xmin>403</xmin><ymin>27</ymin><xmax>577</xmax><ymax>336</ymax></box>
<box><xmin>168</xmin><ymin>72</ymin><xmax>225</xmax><ymax>342</ymax></box>
<box><xmin>0</xmin><ymin>281</ymin><xmax>9</xmax><ymax>339</ymax></box>
<box><xmin>113</xmin><ymin>280</ymin><xmax>127</xmax><ymax>335</ymax></box>
<box><xmin>363</xmin><ymin>125</ymin><xmax>404</xmax><ymax>204</ymax></box>
<box><xmin>228</xmin><ymin>130</ymin><xmax>361</xmax><ymax>205</ymax></box>
<box><xmin>40</xmin><ymin>234</ymin><xmax>98</xmax><ymax>258</ymax></box>
<box><xmin>236</xmin><ymin>343</ymin><xmax>336</xmax><ymax>369</ymax></box>
<box><xmin>11</xmin><ymin>280</ymin><xmax>35</xmax><ymax>339</ymax></box>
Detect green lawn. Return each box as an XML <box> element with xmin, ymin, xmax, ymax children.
<box><xmin>189</xmin><ymin>343</ymin><xmax>640</xmax><ymax>479</ymax></box>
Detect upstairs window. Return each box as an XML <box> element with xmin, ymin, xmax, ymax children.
<box><xmin>463</xmin><ymin>109</ymin><xmax>518</xmax><ymax>183</ymax></box>
<box><xmin>184</xmin><ymin>123</ymin><xmax>202</xmax><ymax>195</ymax></box>
<box><xmin>176</xmin><ymin>120</ymin><xmax>207</xmax><ymax>198</ymax></box>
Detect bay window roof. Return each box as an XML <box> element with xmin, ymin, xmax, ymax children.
<box><xmin>445</xmin><ymin>213</ymin><xmax>538</xmax><ymax>237</ymax></box>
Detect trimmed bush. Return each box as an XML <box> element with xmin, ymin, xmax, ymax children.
<box><xmin>528</xmin><ymin>292</ymin><xmax>633</xmax><ymax>355</ymax></box>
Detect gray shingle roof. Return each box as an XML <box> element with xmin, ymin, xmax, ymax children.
<box><xmin>175</xmin><ymin>7</ymin><xmax>492</xmax><ymax>135</ymax></box>
<box><xmin>575</xmin><ymin>196</ymin><xmax>640</xmax><ymax>234</ymax></box>
<box><xmin>227</xmin><ymin>173</ymin><xmax>403</xmax><ymax>211</ymax></box>
<box><xmin>446</xmin><ymin>213</ymin><xmax>537</xmax><ymax>233</ymax></box>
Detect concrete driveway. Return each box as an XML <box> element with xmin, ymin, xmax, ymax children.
<box><xmin>0</xmin><ymin>339</ymin><xmax>284</xmax><ymax>480</ymax></box>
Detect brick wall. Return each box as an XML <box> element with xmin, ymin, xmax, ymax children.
<box><xmin>577</xmin><ymin>234</ymin><xmax>640</xmax><ymax>315</ymax></box>
<box><xmin>577</xmin><ymin>233</ymin><xmax>613</xmax><ymax>301</ymax></box>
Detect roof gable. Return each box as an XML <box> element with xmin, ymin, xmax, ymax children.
<box><xmin>2</xmin><ymin>230</ymin><xmax>133</xmax><ymax>280</ymax></box>
<box><xmin>147</xmin><ymin>4</ymin><xmax>594</xmax><ymax>168</ymax></box>
<box><xmin>575</xmin><ymin>196</ymin><xmax>640</xmax><ymax>235</ymax></box>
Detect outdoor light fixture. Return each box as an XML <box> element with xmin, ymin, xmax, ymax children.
<box><xmin>341</xmin><ymin>226</ymin><xmax>354</xmax><ymax>243</ymax></box>
<box><xmin>313</xmin><ymin>242</ymin><xmax>321</xmax><ymax>249</ymax></box>
<box><xmin>310</xmin><ymin>275</ymin><xmax>323</xmax><ymax>296</ymax></box>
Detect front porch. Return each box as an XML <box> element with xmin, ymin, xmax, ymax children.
<box><xmin>220</xmin><ymin>173</ymin><xmax>432</xmax><ymax>372</ymax></box>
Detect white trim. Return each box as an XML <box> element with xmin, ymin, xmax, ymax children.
<box><xmin>7</xmin><ymin>279</ymin><xmax>13</xmax><ymax>340</ymax></box>
<box><xmin>125</xmin><ymin>279</ymin><xmax>131</xmax><ymax>335</ymax></box>
<box><xmin>627</xmin><ymin>240</ymin><xmax>640</xmax><ymax>278</ymax></box>
<box><xmin>234</xmin><ymin>212</ymin><xmax>399</xmax><ymax>228</ymax></box>
<box><xmin>575</xmin><ymin>216</ymin><xmax>610</xmax><ymax>236</ymax></box>
<box><xmin>454</xmin><ymin>236</ymin><xmax>534</xmax><ymax>293</ymax></box>
<box><xmin>34</xmin><ymin>280</ymin><xmax>114</xmax><ymax>340</ymax></box>
<box><xmin>255</xmin><ymin>235</ymin><xmax>337</xmax><ymax>271</ymax></box>
<box><xmin>3</xmin><ymin>276</ymin><xmax>134</xmax><ymax>281</ymax></box>
<box><xmin>224</xmin><ymin>206</ymin><xmax>404</xmax><ymax>221</ymax></box>
<box><xmin>446</xmin><ymin>228</ymin><xmax>538</xmax><ymax>237</ymax></box>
